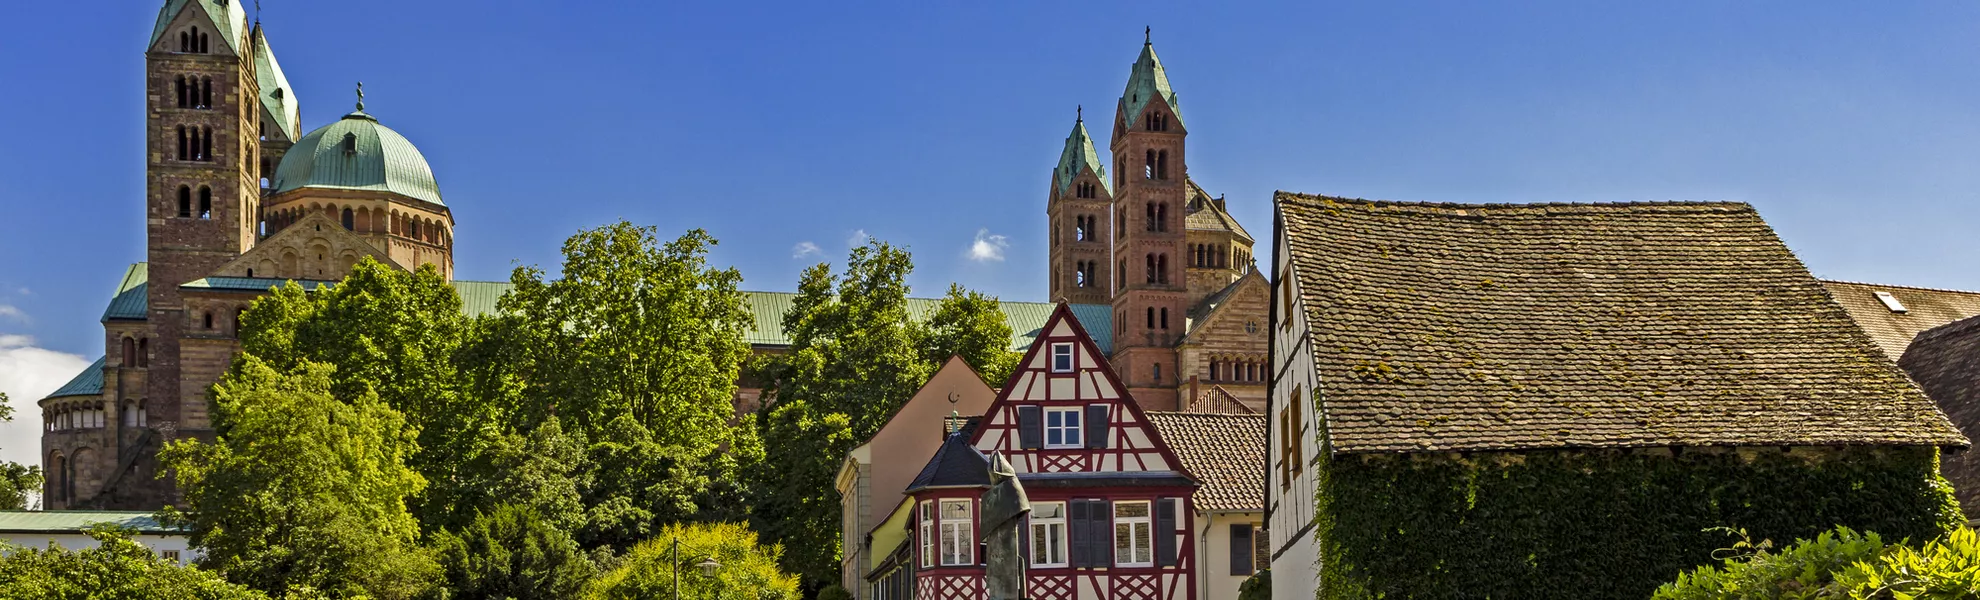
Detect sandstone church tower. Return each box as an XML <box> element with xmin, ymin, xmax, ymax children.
<box><xmin>1108</xmin><ymin>36</ymin><xmax>1190</xmax><ymax>411</ymax></box>
<box><xmin>1046</xmin><ymin>112</ymin><xmax>1113</xmax><ymax>306</ymax></box>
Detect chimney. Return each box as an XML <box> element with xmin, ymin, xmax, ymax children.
<box><xmin>1214</xmin><ymin>195</ymin><xmax>1227</xmax><ymax>211</ymax></box>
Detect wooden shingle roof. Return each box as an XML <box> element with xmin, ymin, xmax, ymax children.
<box><xmin>1276</xmin><ymin>193</ymin><xmax>1965</xmax><ymax>454</ymax></box>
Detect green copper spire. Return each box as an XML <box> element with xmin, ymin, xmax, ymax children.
<box><xmin>1120</xmin><ymin>34</ymin><xmax>1183</xmax><ymax>130</ymax></box>
<box><xmin>1053</xmin><ymin>108</ymin><xmax>1109</xmax><ymax>197</ymax></box>
<box><xmin>149</xmin><ymin>0</ymin><xmax>249</xmax><ymax>53</ymax></box>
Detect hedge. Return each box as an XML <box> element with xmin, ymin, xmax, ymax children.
<box><xmin>1312</xmin><ymin>444</ymin><xmax>1961</xmax><ymax>600</ymax></box>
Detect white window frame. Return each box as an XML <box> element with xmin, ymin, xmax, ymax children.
<box><xmin>1029</xmin><ymin>502</ymin><xmax>1068</xmax><ymax>568</ymax></box>
<box><xmin>1044</xmin><ymin>407</ymin><xmax>1083</xmax><ymax>449</ymax></box>
<box><xmin>918</xmin><ymin>500</ymin><xmax>934</xmax><ymax>568</ymax></box>
<box><xmin>939</xmin><ymin>499</ymin><xmax>974</xmax><ymax>566</ymax></box>
<box><xmin>1114</xmin><ymin>500</ymin><xmax>1153</xmax><ymax>567</ymax></box>
<box><xmin>1050</xmin><ymin>343</ymin><xmax>1075</xmax><ymax>373</ymax></box>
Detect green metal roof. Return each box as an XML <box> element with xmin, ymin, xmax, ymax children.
<box><xmin>1052</xmin><ymin>118</ymin><xmax>1109</xmax><ymax>197</ymax></box>
<box><xmin>100</xmin><ymin>263</ymin><xmax>149</xmax><ymax>322</ymax></box>
<box><xmin>1120</xmin><ymin>41</ymin><xmax>1183</xmax><ymax>130</ymax></box>
<box><xmin>251</xmin><ymin>28</ymin><xmax>300</xmax><ymax>143</ymax></box>
<box><xmin>0</xmin><ymin>511</ymin><xmax>180</xmax><ymax>535</ymax></box>
<box><xmin>149</xmin><ymin>0</ymin><xmax>248</xmax><ymax>54</ymax></box>
<box><xmin>43</xmin><ymin>357</ymin><xmax>106</xmax><ymax>400</ymax></box>
<box><xmin>106</xmin><ymin>264</ymin><xmax>1115</xmax><ymax>353</ymax></box>
<box><xmin>272</xmin><ymin>111</ymin><xmax>445</xmax><ymax>206</ymax></box>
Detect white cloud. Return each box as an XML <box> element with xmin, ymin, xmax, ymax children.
<box><xmin>968</xmin><ymin>228</ymin><xmax>1010</xmax><ymax>262</ymax></box>
<box><xmin>847</xmin><ymin>229</ymin><xmax>871</xmax><ymax>247</ymax></box>
<box><xmin>0</xmin><ymin>334</ymin><xmax>91</xmax><ymax>469</ymax></box>
<box><xmin>0</xmin><ymin>305</ymin><xmax>25</xmax><ymax>324</ymax></box>
<box><xmin>792</xmin><ymin>241</ymin><xmax>822</xmax><ymax>259</ymax></box>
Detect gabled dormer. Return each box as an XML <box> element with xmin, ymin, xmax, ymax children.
<box><xmin>971</xmin><ymin>304</ymin><xmax>1187</xmax><ymax>477</ymax></box>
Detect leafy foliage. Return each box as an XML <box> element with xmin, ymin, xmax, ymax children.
<box><xmin>1656</xmin><ymin>526</ymin><xmax>1980</xmax><ymax>599</ymax></box>
<box><xmin>0</xmin><ymin>392</ymin><xmax>41</xmax><ymax>510</ymax></box>
<box><xmin>817</xmin><ymin>584</ymin><xmax>855</xmax><ymax>600</ymax></box>
<box><xmin>0</xmin><ymin>526</ymin><xmax>268</xmax><ymax>599</ymax></box>
<box><xmin>1237</xmin><ymin>569</ymin><xmax>1270</xmax><ymax>600</ymax></box>
<box><xmin>159</xmin><ymin>357</ymin><xmax>437</xmax><ymax>600</ymax></box>
<box><xmin>432</xmin><ymin>504</ymin><xmax>595</xmax><ymax>600</ymax></box>
<box><xmin>750</xmin><ymin>241</ymin><xmax>1020</xmax><ymax>590</ymax></box>
<box><xmin>584</xmin><ymin>522</ymin><xmax>800</xmax><ymax>600</ymax></box>
<box><xmin>1313</xmin><ymin>439</ymin><xmax>1961</xmax><ymax>600</ymax></box>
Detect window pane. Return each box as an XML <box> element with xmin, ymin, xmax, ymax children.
<box><xmin>942</xmin><ymin>501</ymin><xmax>969</xmax><ymax>520</ymax></box>
<box><xmin>1134</xmin><ymin>522</ymin><xmax>1152</xmax><ymax>564</ymax></box>
<box><xmin>1035</xmin><ymin>502</ymin><xmax>1063</xmax><ymax>519</ymax></box>
<box><xmin>1115</xmin><ymin>502</ymin><xmax>1148</xmax><ymax>519</ymax></box>
<box><xmin>1115</xmin><ymin>523</ymin><xmax>1133</xmax><ymax>564</ymax></box>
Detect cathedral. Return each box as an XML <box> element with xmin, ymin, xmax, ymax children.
<box><xmin>39</xmin><ymin>0</ymin><xmax>456</xmax><ymax>509</ymax></box>
<box><xmin>38</xmin><ymin>0</ymin><xmax>1269</xmax><ymax>511</ymax></box>
<box><xmin>1044</xmin><ymin>35</ymin><xmax>1271</xmax><ymax>414</ymax></box>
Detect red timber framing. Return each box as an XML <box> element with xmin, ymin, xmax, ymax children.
<box><xmin>902</xmin><ymin>303</ymin><xmax>1199</xmax><ymax>600</ymax></box>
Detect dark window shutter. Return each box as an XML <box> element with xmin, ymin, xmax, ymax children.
<box><xmin>1085</xmin><ymin>405</ymin><xmax>1110</xmax><ymax>449</ymax></box>
<box><xmin>1068</xmin><ymin>499</ymin><xmax>1092</xmax><ymax>567</ymax></box>
<box><xmin>1017</xmin><ymin>406</ymin><xmax>1043</xmax><ymax>449</ymax></box>
<box><xmin>1155</xmin><ymin>498</ymin><xmax>1177</xmax><ymax>567</ymax></box>
<box><xmin>1230</xmin><ymin>523</ymin><xmax>1254</xmax><ymax>575</ymax></box>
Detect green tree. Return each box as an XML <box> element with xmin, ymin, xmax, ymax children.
<box><xmin>0</xmin><ymin>392</ymin><xmax>41</xmax><ymax>510</ymax></box>
<box><xmin>750</xmin><ymin>401</ymin><xmax>857</xmax><ymax>590</ymax></box>
<box><xmin>585</xmin><ymin>522</ymin><xmax>800</xmax><ymax>600</ymax></box>
<box><xmin>0</xmin><ymin>526</ymin><xmax>268</xmax><ymax>600</ymax></box>
<box><xmin>432</xmin><ymin>504</ymin><xmax>595</xmax><ymax>600</ymax></box>
<box><xmin>916</xmin><ymin>283</ymin><xmax>1020</xmax><ymax>386</ymax></box>
<box><xmin>160</xmin><ymin>357</ymin><xmax>437</xmax><ymax>599</ymax></box>
<box><xmin>1656</xmin><ymin>526</ymin><xmax>1980</xmax><ymax>599</ymax></box>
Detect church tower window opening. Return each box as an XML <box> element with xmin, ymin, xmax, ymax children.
<box><xmin>176</xmin><ymin>186</ymin><xmax>192</xmax><ymax>218</ymax></box>
<box><xmin>342</xmin><ymin>208</ymin><xmax>355</xmax><ymax>231</ymax></box>
<box><xmin>197</xmin><ymin>186</ymin><xmax>211</xmax><ymax>219</ymax></box>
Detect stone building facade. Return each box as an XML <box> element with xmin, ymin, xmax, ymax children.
<box><xmin>1044</xmin><ymin>38</ymin><xmax>1270</xmax><ymax>413</ymax></box>
<box><xmin>39</xmin><ymin>0</ymin><xmax>454</xmax><ymax>510</ymax></box>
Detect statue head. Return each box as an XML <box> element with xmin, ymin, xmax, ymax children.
<box><xmin>989</xmin><ymin>451</ymin><xmax>1018</xmax><ymax>483</ymax></box>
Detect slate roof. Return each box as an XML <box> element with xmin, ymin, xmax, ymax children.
<box><xmin>85</xmin><ymin>263</ymin><xmax>1114</xmax><ymax>353</ymax></box>
<box><xmin>1898</xmin><ymin>315</ymin><xmax>1980</xmax><ymax>518</ymax></box>
<box><xmin>1822</xmin><ymin>280</ymin><xmax>1980</xmax><ymax>362</ymax></box>
<box><xmin>904</xmin><ymin>430</ymin><xmax>991</xmax><ymax>492</ymax></box>
<box><xmin>0</xmin><ymin>511</ymin><xmax>181</xmax><ymax>535</ymax></box>
<box><xmin>1146</xmin><ymin>412</ymin><xmax>1264</xmax><ymax>512</ymax></box>
<box><xmin>1276</xmin><ymin>193</ymin><xmax>1966</xmax><ymax>453</ymax></box>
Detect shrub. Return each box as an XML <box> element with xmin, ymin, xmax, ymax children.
<box><xmin>585</xmin><ymin>522</ymin><xmax>799</xmax><ymax>600</ymax></box>
<box><xmin>817</xmin><ymin>585</ymin><xmax>855</xmax><ymax>600</ymax></box>
<box><xmin>0</xmin><ymin>526</ymin><xmax>268</xmax><ymax>599</ymax></box>
<box><xmin>1657</xmin><ymin>526</ymin><xmax>1980</xmax><ymax>599</ymax></box>
<box><xmin>1237</xmin><ymin>569</ymin><xmax>1270</xmax><ymax>600</ymax></box>
<box><xmin>433</xmin><ymin>504</ymin><xmax>595</xmax><ymax>600</ymax></box>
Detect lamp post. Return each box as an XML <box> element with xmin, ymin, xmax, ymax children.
<box><xmin>672</xmin><ymin>537</ymin><xmax>722</xmax><ymax>600</ymax></box>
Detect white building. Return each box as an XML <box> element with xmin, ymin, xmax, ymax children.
<box><xmin>0</xmin><ymin>511</ymin><xmax>195</xmax><ymax>564</ymax></box>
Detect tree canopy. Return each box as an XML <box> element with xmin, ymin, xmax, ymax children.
<box><xmin>160</xmin><ymin>357</ymin><xmax>436</xmax><ymax>600</ymax></box>
<box><xmin>585</xmin><ymin>522</ymin><xmax>800</xmax><ymax>600</ymax></box>
<box><xmin>0</xmin><ymin>526</ymin><xmax>268</xmax><ymax>600</ymax></box>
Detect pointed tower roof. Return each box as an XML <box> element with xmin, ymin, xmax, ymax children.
<box><xmin>149</xmin><ymin>0</ymin><xmax>249</xmax><ymax>53</ymax></box>
<box><xmin>1120</xmin><ymin>37</ymin><xmax>1183</xmax><ymax>129</ymax></box>
<box><xmin>1053</xmin><ymin>113</ymin><xmax>1109</xmax><ymax>197</ymax></box>
<box><xmin>252</xmin><ymin>27</ymin><xmax>301</xmax><ymax>142</ymax></box>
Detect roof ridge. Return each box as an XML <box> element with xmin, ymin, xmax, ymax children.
<box><xmin>1275</xmin><ymin>192</ymin><xmax>1753</xmax><ymax>211</ymax></box>
<box><xmin>1821</xmin><ymin>279</ymin><xmax>1980</xmax><ymax>296</ymax></box>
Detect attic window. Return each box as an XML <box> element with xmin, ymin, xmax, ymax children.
<box><xmin>1873</xmin><ymin>291</ymin><xmax>1908</xmax><ymax>314</ymax></box>
<box><xmin>1051</xmin><ymin>343</ymin><xmax>1075</xmax><ymax>373</ymax></box>
<box><xmin>341</xmin><ymin>133</ymin><xmax>358</xmax><ymax>155</ymax></box>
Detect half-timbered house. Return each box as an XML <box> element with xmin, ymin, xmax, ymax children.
<box><xmin>887</xmin><ymin>303</ymin><xmax>1202</xmax><ymax>600</ymax></box>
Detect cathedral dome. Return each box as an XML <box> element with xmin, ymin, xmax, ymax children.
<box><xmin>271</xmin><ymin>110</ymin><xmax>444</xmax><ymax>206</ymax></box>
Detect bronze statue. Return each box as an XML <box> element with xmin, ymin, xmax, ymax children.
<box><xmin>980</xmin><ymin>451</ymin><xmax>1031</xmax><ymax>600</ymax></box>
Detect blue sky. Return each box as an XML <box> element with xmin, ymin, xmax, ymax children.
<box><xmin>4</xmin><ymin>1</ymin><xmax>1980</xmax><ymax>413</ymax></box>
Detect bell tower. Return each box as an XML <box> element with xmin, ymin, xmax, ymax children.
<box><xmin>143</xmin><ymin>0</ymin><xmax>261</xmax><ymax>432</ymax></box>
<box><xmin>1047</xmin><ymin>108</ymin><xmax>1114</xmax><ymax>306</ymax></box>
<box><xmin>1108</xmin><ymin>32</ymin><xmax>1188</xmax><ymax>411</ymax></box>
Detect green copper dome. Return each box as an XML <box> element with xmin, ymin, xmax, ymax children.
<box><xmin>272</xmin><ymin>110</ymin><xmax>444</xmax><ymax>206</ymax></box>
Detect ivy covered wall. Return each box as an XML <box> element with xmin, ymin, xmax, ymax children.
<box><xmin>1312</xmin><ymin>444</ymin><xmax>1961</xmax><ymax>600</ymax></box>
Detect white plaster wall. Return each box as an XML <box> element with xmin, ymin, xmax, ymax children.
<box><xmin>1196</xmin><ymin>512</ymin><xmax>1265</xmax><ymax>600</ymax></box>
<box><xmin>1268</xmin><ymin>221</ymin><xmax>1321</xmax><ymax>600</ymax></box>
<box><xmin>0</xmin><ymin>532</ymin><xmax>197</xmax><ymax>564</ymax></box>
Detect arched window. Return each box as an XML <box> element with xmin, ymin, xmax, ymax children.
<box><xmin>1160</xmin><ymin>307</ymin><xmax>1169</xmax><ymax>330</ymax></box>
<box><xmin>176</xmin><ymin>126</ymin><xmax>188</xmax><ymax>160</ymax></box>
<box><xmin>341</xmin><ymin>208</ymin><xmax>355</xmax><ymax>231</ymax></box>
<box><xmin>198</xmin><ymin>77</ymin><xmax>212</xmax><ymax>109</ymax></box>
<box><xmin>1145</xmin><ymin>150</ymin><xmax>1156</xmax><ymax>179</ymax></box>
<box><xmin>174</xmin><ymin>76</ymin><xmax>187</xmax><ymax>108</ymax></box>
<box><xmin>1152</xmin><ymin>363</ymin><xmax>1162</xmax><ymax>384</ymax></box>
<box><xmin>203</xmin><ymin>312</ymin><xmax>214</xmax><ymax>330</ymax></box>
<box><xmin>1146</xmin><ymin>307</ymin><xmax>1155</xmax><ymax>329</ymax></box>
<box><xmin>121</xmin><ymin>337</ymin><xmax>135</xmax><ymax>366</ymax></box>
<box><xmin>201</xmin><ymin>127</ymin><xmax>213</xmax><ymax>161</ymax></box>
<box><xmin>1145</xmin><ymin>254</ymin><xmax>1157</xmax><ymax>284</ymax></box>
<box><xmin>1157</xmin><ymin>150</ymin><xmax>1169</xmax><ymax>180</ymax></box>
<box><xmin>1157</xmin><ymin>254</ymin><xmax>1169</xmax><ymax>284</ymax></box>
<box><xmin>197</xmin><ymin>186</ymin><xmax>212</xmax><ymax>219</ymax></box>
<box><xmin>138</xmin><ymin>338</ymin><xmax>148</xmax><ymax>367</ymax></box>
<box><xmin>409</xmin><ymin>219</ymin><xmax>420</xmax><ymax>239</ymax></box>
<box><xmin>176</xmin><ymin>186</ymin><xmax>192</xmax><ymax>217</ymax></box>
<box><xmin>179</xmin><ymin>31</ymin><xmax>190</xmax><ymax>52</ymax></box>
